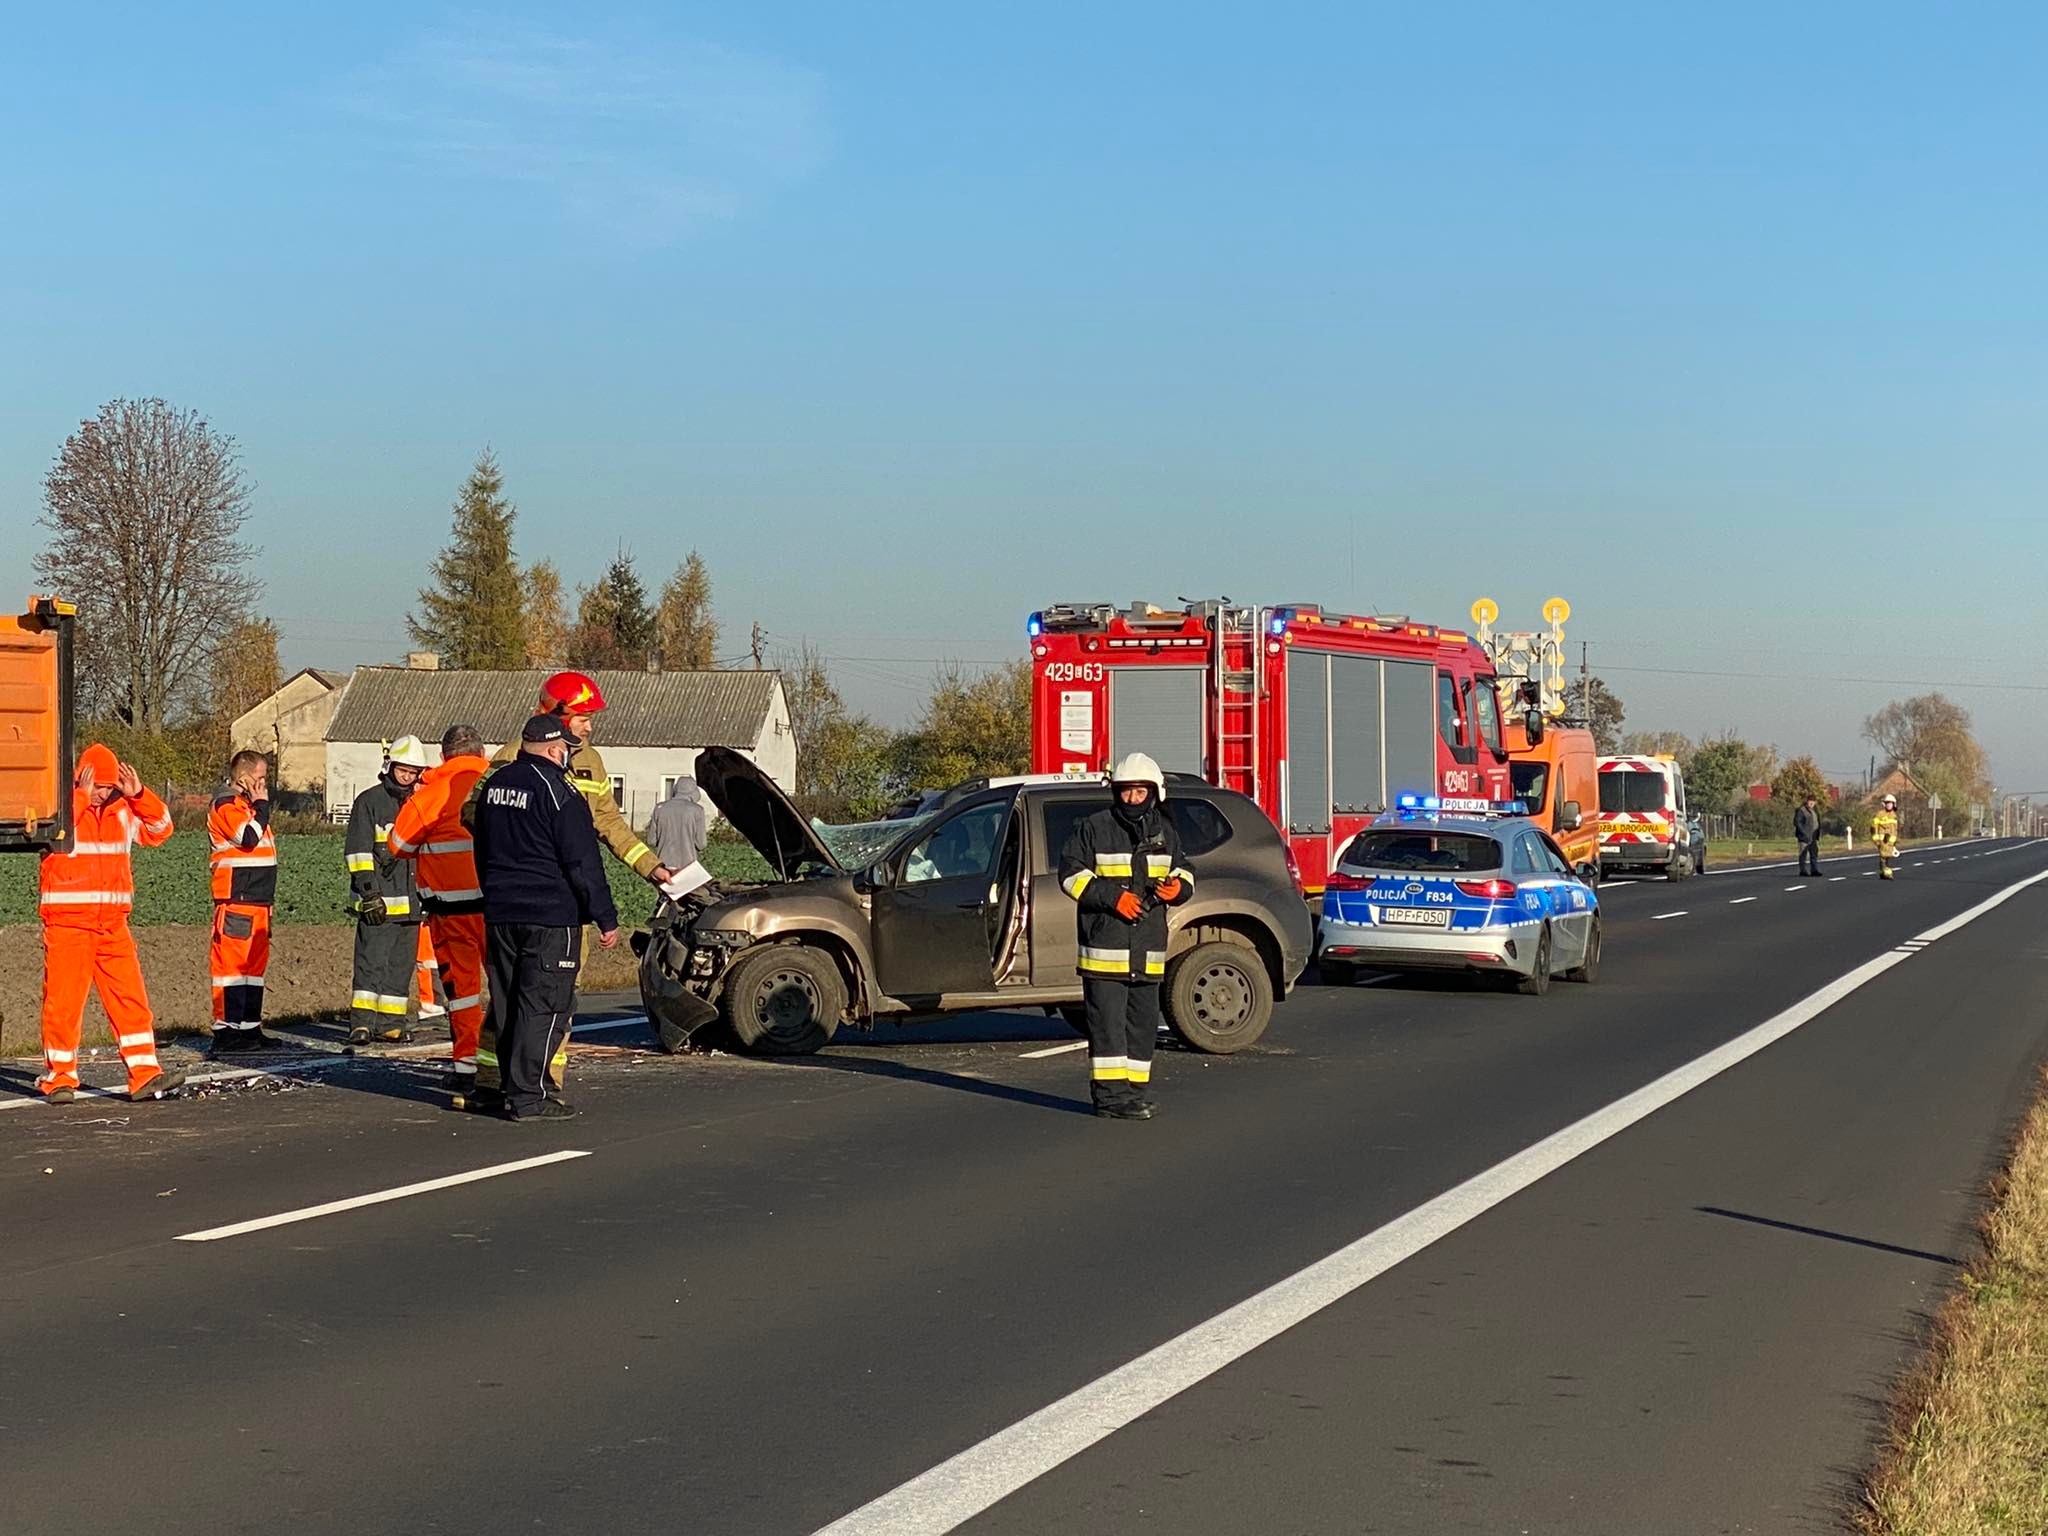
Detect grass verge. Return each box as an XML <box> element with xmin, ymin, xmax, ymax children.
<box><xmin>1857</xmin><ymin>1066</ymin><xmax>2048</xmax><ymax>1535</ymax></box>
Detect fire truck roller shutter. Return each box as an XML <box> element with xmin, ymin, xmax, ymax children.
<box><xmin>1383</xmin><ymin>659</ymin><xmax>1436</xmax><ymax>802</ymax></box>
<box><xmin>1287</xmin><ymin>653</ymin><xmax>1331</xmax><ymax>835</ymax></box>
<box><xmin>1107</xmin><ymin>667</ymin><xmax>1205</xmax><ymax>779</ymax></box>
<box><xmin>1330</xmin><ymin>655</ymin><xmax>1386</xmax><ymax>816</ymax></box>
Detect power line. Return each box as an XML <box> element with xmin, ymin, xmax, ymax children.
<box><xmin>1594</xmin><ymin>663</ymin><xmax>2048</xmax><ymax>694</ymax></box>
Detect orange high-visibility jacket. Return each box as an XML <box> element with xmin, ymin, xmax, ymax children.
<box><xmin>40</xmin><ymin>785</ymin><xmax>174</xmax><ymax>929</ymax></box>
<box><xmin>387</xmin><ymin>754</ymin><xmax>486</xmax><ymax>911</ymax></box>
<box><xmin>208</xmin><ymin>789</ymin><xmax>278</xmax><ymax>904</ymax></box>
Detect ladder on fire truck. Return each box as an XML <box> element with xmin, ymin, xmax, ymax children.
<box><xmin>1209</xmin><ymin>603</ymin><xmax>1262</xmax><ymax>803</ymax></box>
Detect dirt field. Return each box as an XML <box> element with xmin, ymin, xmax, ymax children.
<box><xmin>0</xmin><ymin>923</ymin><xmax>641</xmax><ymax>1057</ymax></box>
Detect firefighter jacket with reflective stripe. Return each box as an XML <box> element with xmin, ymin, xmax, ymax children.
<box><xmin>208</xmin><ymin>790</ymin><xmax>277</xmax><ymax>905</ymax></box>
<box><xmin>388</xmin><ymin>755</ymin><xmax>487</xmax><ymax>913</ymax></box>
<box><xmin>472</xmin><ymin>754</ymin><xmax>620</xmax><ymax>932</ymax></box>
<box><xmin>472</xmin><ymin>738</ymin><xmax>659</xmax><ymax>878</ymax></box>
<box><xmin>345</xmin><ymin>775</ymin><xmax>420</xmax><ymax>920</ymax></box>
<box><xmin>1057</xmin><ymin>807</ymin><xmax>1194</xmax><ymax>979</ymax></box>
<box><xmin>39</xmin><ymin>787</ymin><xmax>174</xmax><ymax>929</ymax></box>
<box><xmin>1871</xmin><ymin>810</ymin><xmax>1900</xmax><ymax>849</ymax></box>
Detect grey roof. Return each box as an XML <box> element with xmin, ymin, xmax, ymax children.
<box><xmin>309</xmin><ymin>668</ymin><xmax>350</xmax><ymax>689</ymax></box>
<box><xmin>325</xmin><ymin>668</ymin><xmax>782</xmax><ymax>749</ymax></box>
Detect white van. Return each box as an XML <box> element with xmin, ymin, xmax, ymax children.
<box><xmin>1594</xmin><ymin>755</ymin><xmax>1701</xmax><ymax>879</ymax></box>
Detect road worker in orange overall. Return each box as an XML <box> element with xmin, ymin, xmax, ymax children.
<box><xmin>388</xmin><ymin>723</ymin><xmax>490</xmax><ymax>1107</ymax></box>
<box><xmin>207</xmin><ymin>748</ymin><xmax>280</xmax><ymax>1051</ymax></box>
<box><xmin>36</xmin><ymin>743</ymin><xmax>185</xmax><ymax>1102</ymax></box>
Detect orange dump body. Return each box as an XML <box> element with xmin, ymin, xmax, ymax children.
<box><xmin>0</xmin><ymin>596</ymin><xmax>76</xmax><ymax>853</ymax></box>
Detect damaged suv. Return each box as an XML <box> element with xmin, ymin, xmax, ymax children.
<box><xmin>638</xmin><ymin>749</ymin><xmax>1312</xmax><ymax>1057</ymax></box>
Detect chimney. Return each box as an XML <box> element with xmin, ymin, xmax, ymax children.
<box><xmin>405</xmin><ymin>651</ymin><xmax>441</xmax><ymax>671</ymax></box>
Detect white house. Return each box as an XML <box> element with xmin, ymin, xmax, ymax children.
<box><xmin>232</xmin><ymin>668</ymin><xmax>350</xmax><ymax>794</ymax></box>
<box><xmin>322</xmin><ymin>664</ymin><xmax>795</xmax><ymax>827</ymax></box>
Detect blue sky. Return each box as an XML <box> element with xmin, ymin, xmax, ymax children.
<box><xmin>5</xmin><ymin>2</ymin><xmax>2046</xmax><ymax>789</ymax></box>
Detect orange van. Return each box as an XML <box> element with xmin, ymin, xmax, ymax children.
<box><xmin>1503</xmin><ymin>720</ymin><xmax>1601</xmax><ymax>879</ymax></box>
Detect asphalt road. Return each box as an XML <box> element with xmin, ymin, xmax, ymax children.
<box><xmin>5</xmin><ymin>836</ymin><xmax>2047</xmax><ymax>1535</ymax></box>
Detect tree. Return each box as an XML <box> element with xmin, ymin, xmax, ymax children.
<box><xmin>1863</xmin><ymin>692</ymin><xmax>1990</xmax><ymax>802</ymax></box>
<box><xmin>202</xmin><ymin>616</ymin><xmax>283</xmax><ymax>759</ymax></box>
<box><xmin>656</xmin><ymin>552</ymin><xmax>719</xmax><ymax>669</ymax></box>
<box><xmin>1618</xmin><ymin>729</ymin><xmax>1693</xmax><ymax>760</ymax></box>
<box><xmin>1686</xmin><ymin>735</ymin><xmax>1763</xmax><ymax>815</ymax></box>
<box><xmin>1770</xmin><ymin>754</ymin><xmax>1831</xmax><ymax>806</ymax></box>
<box><xmin>1564</xmin><ymin>675</ymin><xmax>1626</xmax><ymax>752</ymax></box>
<box><xmin>895</xmin><ymin>661</ymin><xmax>1033</xmax><ymax>788</ymax></box>
<box><xmin>410</xmin><ymin>451</ymin><xmax>526</xmax><ymax>669</ymax></box>
<box><xmin>569</xmin><ymin>548</ymin><xmax>656</xmax><ymax>669</ymax></box>
<box><xmin>36</xmin><ymin>397</ymin><xmax>261</xmax><ymax>730</ymax></box>
<box><xmin>522</xmin><ymin>559</ymin><xmax>569</xmax><ymax>669</ymax></box>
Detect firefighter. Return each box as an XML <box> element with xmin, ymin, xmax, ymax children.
<box><xmin>1873</xmin><ymin>793</ymin><xmax>1901</xmax><ymax>880</ymax></box>
<box><xmin>344</xmin><ymin>735</ymin><xmax>432</xmax><ymax>1045</ymax></box>
<box><xmin>1057</xmin><ymin>753</ymin><xmax>1194</xmax><ymax>1120</ymax></box>
<box><xmin>388</xmin><ymin>724</ymin><xmax>491</xmax><ymax>1106</ymax></box>
<box><xmin>471</xmin><ymin>715</ymin><xmax>621</xmax><ymax>1121</ymax></box>
<box><xmin>208</xmin><ymin>749</ymin><xmax>280</xmax><ymax>1052</ymax></box>
<box><xmin>464</xmin><ymin>670</ymin><xmax>675</xmax><ymax>1105</ymax></box>
<box><xmin>37</xmin><ymin>744</ymin><xmax>185</xmax><ymax>1102</ymax></box>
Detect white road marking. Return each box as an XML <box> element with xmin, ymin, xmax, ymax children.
<box><xmin>1019</xmin><ymin>1041</ymin><xmax>1088</xmax><ymax>1059</ymax></box>
<box><xmin>1</xmin><ymin>1059</ymin><xmax>341</xmax><ymax>1113</ymax></box>
<box><xmin>1729</xmin><ymin>897</ymin><xmax>1758</xmax><ymax>905</ymax></box>
<box><xmin>571</xmin><ymin>1014</ymin><xmax>649</xmax><ymax>1036</ymax></box>
<box><xmin>1604</xmin><ymin>879</ymin><xmax>1638</xmax><ymax>886</ymax></box>
<box><xmin>809</xmin><ymin>863</ymin><xmax>2048</xmax><ymax>1536</ymax></box>
<box><xmin>174</xmin><ymin>1150</ymin><xmax>592</xmax><ymax>1242</ymax></box>
<box><xmin>1829</xmin><ymin>877</ymin><xmax>1847</xmax><ymax>883</ymax></box>
<box><xmin>1785</xmin><ymin>884</ymin><xmax>1807</xmax><ymax>892</ymax></box>
<box><xmin>1651</xmin><ymin>911</ymin><xmax>1688</xmax><ymax>921</ymax></box>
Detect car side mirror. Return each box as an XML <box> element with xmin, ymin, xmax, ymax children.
<box><xmin>1524</xmin><ymin>710</ymin><xmax>1546</xmax><ymax>745</ymax></box>
<box><xmin>1559</xmin><ymin>799</ymin><xmax>1581</xmax><ymax>832</ymax></box>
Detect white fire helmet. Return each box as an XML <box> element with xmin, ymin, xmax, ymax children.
<box><xmin>1109</xmin><ymin>752</ymin><xmax>1166</xmax><ymax>798</ymax></box>
<box><xmin>1881</xmin><ymin>794</ymin><xmax>1897</xmax><ymax>807</ymax></box>
<box><xmin>386</xmin><ymin>735</ymin><xmax>433</xmax><ymax>769</ymax></box>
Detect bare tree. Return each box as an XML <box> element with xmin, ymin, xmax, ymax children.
<box><xmin>36</xmin><ymin>398</ymin><xmax>261</xmax><ymax>730</ymax></box>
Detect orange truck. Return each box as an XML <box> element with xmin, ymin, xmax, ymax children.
<box><xmin>1503</xmin><ymin>718</ymin><xmax>1601</xmax><ymax>880</ymax></box>
<box><xmin>0</xmin><ymin>597</ymin><xmax>76</xmax><ymax>854</ymax></box>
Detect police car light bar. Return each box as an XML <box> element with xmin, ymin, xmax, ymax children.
<box><xmin>1392</xmin><ymin>793</ymin><xmax>1529</xmax><ymax>819</ymax></box>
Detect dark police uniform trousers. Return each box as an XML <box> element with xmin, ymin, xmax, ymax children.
<box><xmin>484</xmin><ymin>924</ymin><xmax>582</xmax><ymax>1118</ymax></box>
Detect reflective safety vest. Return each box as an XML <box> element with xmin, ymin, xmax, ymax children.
<box><xmin>39</xmin><ymin>787</ymin><xmax>174</xmax><ymax>929</ymax></box>
<box><xmin>388</xmin><ymin>755</ymin><xmax>487</xmax><ymax>913</ymax></box>
<box><xmin>208</xmin><ymin>790</ymin><xmax>278</xmax><ymax>905</ymax></box>
<box><xmin>1057</xmin><ymin>805</ymin><xmax>1195</xmax><ymax>979</ymax></box>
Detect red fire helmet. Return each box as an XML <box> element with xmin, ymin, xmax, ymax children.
<box><xmin>539</xmin><ymin>670</ymin><xmax>607</xmax><ymax>715</ymax></box>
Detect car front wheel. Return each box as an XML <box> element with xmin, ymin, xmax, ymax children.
<box><xmin>721</xmin><ymin>945</ymin><xmax>845</xmax><ymax>1056</ymax></box>
<box><xmin>1165</xmin><ymin>939</ymin><xmax>1274</xmax><ymax>1053</ymax></box>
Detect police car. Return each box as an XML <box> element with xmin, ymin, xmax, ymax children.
<box><xmin>1319</xmin><ymin>796</ymin><xmax>1601</xmax><ymax>994</ymax></box>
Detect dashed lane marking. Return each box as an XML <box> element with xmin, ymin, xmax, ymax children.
<box><xmin>1651</xmin><ymin>911</ymin><xmax>1688</xmax><ymax>921</ymax></box>
<box><xmin>1019</xmin><ymin>1042</ymin><xmax>1089</xmax><ymax>1059</ymax></box>
<box><xmin>174</xmin><ymin>1150</ymin><xmax>592</xmax><ymax>1242</ymax></box>
<box><xmin>809</xmin><ymin>863</ymin><xmax>2048</xmax><ymax>1536</ymax></box>
<box><xmin>1785</xmin><ymin>884</ymin><xmax>1808</xmax><ymax>892</ymax></box>
<box><xmin>1729</xmin><ymin>897</ymin><xmax>1759</xmax><ymax>905</ymax></box>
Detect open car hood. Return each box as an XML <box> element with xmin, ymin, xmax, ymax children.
<box><xmin>693</xmin><ymin>746</ymin><xmax>843</xmax><ymax>880</ymax></box>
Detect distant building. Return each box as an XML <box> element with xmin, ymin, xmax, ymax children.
<box><xmin>321</xmin><ymin>664</ymin><xmax>794</xmax><ymax>826</ymax></box>
<box><xmin>231</xmin><ymin>668</ymin><xmax>351</xmax><ymax>794</ymax></box>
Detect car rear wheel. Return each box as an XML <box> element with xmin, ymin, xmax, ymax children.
<box><xmin>1165</xmin><ymin>939</ymin><xmax>1274</xmax><ymax>1053</ymax></box>
<box><xmin>721</xmin><ymin>945</ymin><xmax>844</xmax><ymax>1056</ymax></box>
<box><xmin>1516</xmin><ymin>925</ymin><xmax>1554</xmax><ymax>996</ymax></box>
<box><xmin>1564</xmin><ymin>919</ymin><xmax>1600</xmax><ymax>983</ymax></box>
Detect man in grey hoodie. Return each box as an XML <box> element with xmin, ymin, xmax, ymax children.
<box><xmin>1794</xmin><ymin>795</ymin><xmax>1823</xmax><ymax>877</ymax></box>
<box><xmin>649</xmin><ymin>775</ymin><xmax>709</xmax><ymax>876</ymax></box>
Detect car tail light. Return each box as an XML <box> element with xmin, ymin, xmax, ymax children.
<box><xmin>1455</xmin><ymin>878</ymin><xmax>1517</xmax><ymax>899</ymax></box>
<box><xmin>1283</xmin><ymin>845</ymin><xmax>1305</xmax><ymax>892</ymax></box>
<box><xmin>1324</xmin><ymin>870</ymin><xmax>1369</xmax><ymax>891</ymax></box>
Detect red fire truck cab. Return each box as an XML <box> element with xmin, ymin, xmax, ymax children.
<box><xmin>1028</xmin><ymin>600</ymin><xmax>1513</xmax><ymax>891</ymax></box>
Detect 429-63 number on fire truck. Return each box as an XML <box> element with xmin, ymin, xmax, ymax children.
<box><xmin>1042</xmin><ymin>662</ymin><xmax>1107</xmax><ymax>684</ymax></box>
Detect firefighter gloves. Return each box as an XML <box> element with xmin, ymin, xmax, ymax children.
<box><xmin>1114</xmin><ymin>890</ymin><xmax>1147</xmax><ymax>922</ymax></box>
<box><xmin>1153</xmin><ymin>877</ymin><xmax>1184</xmax><ymax>903</ymax></box>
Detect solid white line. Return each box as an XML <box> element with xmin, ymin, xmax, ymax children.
<box><xmin>1729</xmin><ymin>897</ymin><xmax>1759</xmax><ymax>905</ymax></box>
<box><xmin>1019</xmin><ymin>1041</ymin><xmax>1089</xmax><ymax>1059</ymax></box>
<box><xmin>813</xmin><ymin>869</ymin><xmax>2048</xmax><ymax>1536</ymax></box>
<box><xmin>175</xmin><ymin>1150</ymin><xmax>592</xmax><ymax>1242</ymax></box>
<box><xmin>571</xmin><ymin>1013</ymin><xmax>649</xmax><ymax>1036</ymax></box>
<box><xmin>1651</xmin><ymin>911</ymin><xmax>1687</xmax><ymax>921</ymax></box>
<box><xmin>1604</xmin><ymin>879</ymin><xmax>1638</xmax><ymax>886</ymax></box>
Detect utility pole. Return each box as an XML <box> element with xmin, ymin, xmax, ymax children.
<box><xmin>750</xmin><ymin>621</ymin><xmax>766</xmax><ymax>669</ymax></box>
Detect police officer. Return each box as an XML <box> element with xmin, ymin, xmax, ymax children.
<box><xmin>1058</xmin><ymin>753</ymin><xmax>1194</xmax><ymax>1119</ymax></box>
<box><xmin>344</xmin><ymin>735</ymin><xmax>433</xmax><ymax>1044</ymax></box>
<box><xmin>471</xmin><ymin>715</ymin><xmax>620</xmax><ymax>1122</ymax></box>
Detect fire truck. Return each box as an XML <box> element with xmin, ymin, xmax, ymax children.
<box><xmin>0</xmin><ymin>596</ymin><xmax>77</xmax><ymax>854</ymax></box>
<box><xmin>1028</xmin><ymin>599</ymin><xmax>1518</xmax><ymax>891</ymax></box>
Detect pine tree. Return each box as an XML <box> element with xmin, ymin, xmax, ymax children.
<box><xmin>522</xmin><ymin>559</ymin><xmax>569</xmax><ymax>669</ymax></box>
<box><xmin>569</xmin><ymin>548</ymin><xmax>657</xmax><ymax>669</ymax></box>
<box><xmin>409</xmin><ymin>451</ymin><xmax>526</xmax><ymax>668</ymax></box>
<box><xmin>656</xmin><ymin>551</ymin><xmax>719</xmax><ymax>669</ymax></box>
